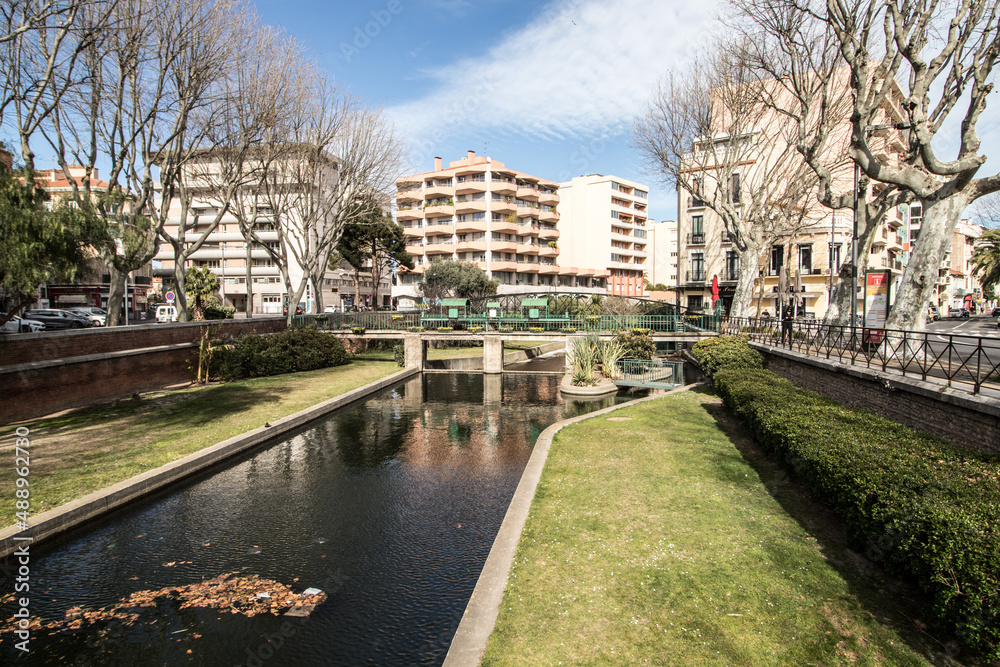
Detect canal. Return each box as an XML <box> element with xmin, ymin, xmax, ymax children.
<box><xmin>1</xmin><ymin>373</ymin><xmax>639</xmax><ymax>666</ymax></box>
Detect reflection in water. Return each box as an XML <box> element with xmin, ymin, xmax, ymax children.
<box><xmin>0</xmin><ymin>374</ymin><xmax>636</xmax><ymax>666</ymax></box>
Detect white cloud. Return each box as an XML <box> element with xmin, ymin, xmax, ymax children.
<box><xmin>387</xmin><ymin>0</ymin><xmax>719</xmax><ymax>148</ymax></box>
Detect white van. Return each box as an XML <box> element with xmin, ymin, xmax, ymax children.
<box><xmin>156</xmin><ymin>305</ymin><xmax>177</xmax><ymax>323</ymax></box>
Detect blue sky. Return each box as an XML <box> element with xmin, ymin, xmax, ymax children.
<box><xmin>249</xmin><ymin>0</ymin><xmax>724</xmax><ymax>224</ymax></box>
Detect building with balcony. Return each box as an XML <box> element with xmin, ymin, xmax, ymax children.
<box><xmin>650</xmin><ymin>219</ymin><xmax>678</xmax><ymax>289</ymax></box>
<box><xmin>30</xmin><ymin>166</ymin><xmax>155</xmax><ymax>317</ymax></box>
<box><xmin>393</xmin><ymin>152</ymin><xmax>608</xmax><ymax>306</ymax></box>
<box><xmin>555</xmin><ymin>174</ymin><xmax>649</xmax><ymax>297</ymax></box>
<box><xmin>153</xmin><ymin>150</ymin><xmax>352</xmax><ymax>315</ymax></box>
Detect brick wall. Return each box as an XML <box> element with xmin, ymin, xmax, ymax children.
<box><xmin>757</xmin><ymin>345</ymin><xmax>1000</xmax><ymax>455</ymax></box>
<box><xmin>2</xmin><ymin>345</ymin><xmax>198</xmax><ymax>424</ymax></box>
<box><xmin>0</xmin><ymin>317</ymin><xmax>286</xmax><ymax>366</ymax></box>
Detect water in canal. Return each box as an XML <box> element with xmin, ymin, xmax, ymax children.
<box><xmin>2</xmin><ymin>373</ymin><xmax>640</xmax><ymax>666</ymax></box>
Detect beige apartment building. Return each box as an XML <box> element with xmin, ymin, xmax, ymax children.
<box><xmin>674</xmin><ymin>71</ymin><xmax>915</xmax><ymax>318</ymax></box>
<box><xmin>393</xmin><ymin>152</ymin><xmax>609</xmax><ymax>305</ymax></box>
<box><xmin>650</xmin><ymin>219</ymin><xmax>678</xmax><ymax>287</ymax></box>
<box><xmin>555</xmin><ymin>175</ymin><xmax>649</xmax><ymax>297</ymax></box>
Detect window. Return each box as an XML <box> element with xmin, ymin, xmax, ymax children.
<box><xmin>691</xmin><ymin>178</ymin><xmax>705</xmax><ymax>207</ymax></box>
<box><xmin>690</xmin><ymin>252</ymin><xmax>705</xmax><ymax>282</ymax></box>
<box><xmin>725</xmin><ymin>251</ymin><xmax>739</xmax><ymax>281</ymax></box>
<box><xmin>687</xmin><ymin>295</ymin><xmax>704</xmax><ymax>310</ymax></box>
<box><xmin>770</xmin><ymin>245</ymin><xmax>784</xmax><ymax>276</ymax></box>
<box><xmin>830</xmin><ymin>243</ymin><xmax>842</xmax><ymax>271</ymax></box>
<box><xmin>634</xmin><ymin>229</ymin><xmax>647</xmax><ymax>238</ymax></box>
<box><xmin>798</xmin><ymin>244</ymin><xmax>812</xmax><ymax>273</ymax></box>
<box><xmin>199</xmin><ymin>260</ymin><xmax>220</xmax><ymax>268</ymax></box>
<box><xmin>690</xmin><ymin>215</ymin><xmax>704</xmax><ymax>244</ymax></box>
<box><xmin>472</xmin><ymin>212</ymin><xmax>485</xmax><ymax>221</ymax></box>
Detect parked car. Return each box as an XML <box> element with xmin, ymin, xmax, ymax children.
<box><xmin>21</xmin><ymin>309</ymin><xmax>92</xmax><ymax>329</ymax></box>
<box><xmin>66</xmin><ymin>307</ymin><xmax>106</xmax><ymax>326</ymax></box>
<box><xmin>70</xmin><ymin>306</ymin><xmax>107</xmax><ymax>325</ymax></box>
<box><xmin>948</xmin><ymin>307</ymin><xmax>970</xmax><ymax>318</ymax></box>
<box><xmin>1</xmin><ymin>315</ymin><xmax>46</xmax><ymax>334</ymax></box>
<box><xmin>155</xmin><ymin>305</ymin><xmax>177</xmax><ymax>323</ymax></box>
<box><xmin>928</xmin><ymin>305</ymin><xmax>940</xmax><ymax>321</ymax></box>
<box><xmin>283</xmin><ymin>302</ymin><xmax>305</xmax><ymax>316</ymax></box>
<box><xmin>992</xmin><ymin>306</ymin><xmax>1000</xmax><ymax>317</ymax></box>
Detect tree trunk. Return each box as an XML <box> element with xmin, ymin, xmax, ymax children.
<box><xmin>173</xmin><ymin>263</ymin><xmax>190</xmax><ymax>323</ymax></box>
<box><xmin>885</xmin><ymin>195</ymin><xmax>969</xmax><ymax>331</ymax></box>
<box><xmin>730</xmin><ymin>242</ymin><xmax>762</xmax><ymax>319</ymax></box>
<box><xmin>105</xmin><ymin>266</ymin><xmax>127</xmax><ymax>327</ymax></box>
<box><xmin>312</xmin><ymin>274</ymin><xmax>325</xmax><ymax>314</ymax></box>
<box><xmin>245</xmin><ymin>242</ymin><xmax>254</xmax><ymax>319</ymax></box>
<box><xmin>353</xmin><ymin>267</ymin><xmax>361</xmax><ymax>310</ymax></box>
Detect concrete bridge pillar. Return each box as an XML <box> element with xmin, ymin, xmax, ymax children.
<box><xmin>403</xmin><ymin>333</ymin><xmax>426</xmax><ymax>369</ymax></box>
<box><xmin>483</xmin><ymin>336</ymin><xmax>504</xmax><ymax>374</ymax></box>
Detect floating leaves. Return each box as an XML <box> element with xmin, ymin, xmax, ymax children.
<box><xmin>0</xmin><ymin>573</ymin><xmax>328</xmax><ymax>641</ymax></box>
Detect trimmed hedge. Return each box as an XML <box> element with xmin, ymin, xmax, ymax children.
<box><xmin>691</xmin><ymin>334</ymin><xmax>763</xmax><ymax>376</ymax></box>
<box><xmin>711</xmin><ymin>366</ymin><xmax>1000</xmax><ymax>659</ymax></box>
<box><xmin>216</xmin><ymin>326</ymin><xmax>349</xmax><ymax>380</ymax></box>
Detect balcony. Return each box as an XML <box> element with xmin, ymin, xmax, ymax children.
<box><xmin>455</xmin><ymin>178</ymin><xmax>487</xmax><ymax>194</ymax></box>
<box><xmin>490</xmin><ymin>220</ymin><xmax>518</xmax><ymax>234</ymax></box>
<box><xmin>538</xmin><ymin>190</ymin><xmax>559</xmax><ymax>206</ymax></box>
<box><xmin>517</xmin><ymin>224</ymin><xmax>540</xmax><ymax>237</ymax></box>
<box><xmin>517</xmin><ymin>243</ymin><xmax>540</xmax><ymax>255</ymax></box>
<box><xmin>490</xmin><ymin>179</ymin><xmax>516</xmax><ymax>195</ymax></box>
<box><xmin>405</xmin><ymin>244</ymin><xmax>425</xmax><ymax>256</ymax></box>
<box><xmin>538</xmin><ymin>226</ymin><xmax>560</xmax><ymax>240</ymax></box>
<box><xmin>516</xmin><ymin>185</ymin><xmax>540</xmax><ymax>200</ymax></box>
<box><xmin>686</xmin><ymin>270</ymin><xmax>707</xmax><ymax>283</ymax></box>
<box><xmin>454</xmin><ymin>199</ymin><xmax>487</xmax><ymax>214</ymax></box>
<box><xmin>423</xmin><ymin>243</ymin><xmax>454</xmax><ymax>256</ymax></box>
<box><xmin>396</xmin><ymin>207</ymin><xmax>422</xmax><ymax>221</ymax></box>
<box><xmin>538</xmin><ymin>245</ymin><xmax>558</xmax><ymax>257</ymax></box>
<box><xmin>456</xmin><ymin>240</ymin><xmax>487</xmax><ymax>253</ymax></box>
<box><xmin>491</xmin><ymin>198</ymin><xmax>516</xmax><ymax>214</ymax></box>
<box><xmin>424</xmin><ymin>184</ymin><xmax>453</xmax><ymax>198</ymax></box>
<box><xmin>539</xmin><ymin>209</ymin><xmax>560</xmax><ymax>223</ymax></box>
<box><xmin>396</xmin><ymin>189</ymin><xmax>421</xmax><ymax>204</ymax></box>
<box><xmin>721</xmin><ymin>231</ymin><xmax>736</xmax><ymax>244</ymax></box>
<box><xmin>538</xmin><ymin>264</ymin><xmax>560</xmax><ymax>275</ymax></box>
<box><xmin>516</xmin><ymin>205</ymin><xmax>539</xmax><ymax>218</ymax></box>
<box><xmin>490</xmin><ymin>260</ymin><xmax>518</xmax><ymax>272</ymax></box>
<box><xmin>423</xmin><ymin>222</ymin><xmax>454</xmax><ymax>236</ymax></box>
<box><xmin>722</xmin><ymin>271</ymin><xmax>739</xmax><ymax>283</ymax></box>
<box><xmin>455</xmin><ymin>219</ymin><xmax>488</xmax><ymax>234</ymax></box>
<box><xmin>491</xmin><ymin>241</ymin><xmax>517</xmax><ymax>252</ymax></box>
<box><xmin>687</xmin><ymin>233</ymin><xmax>705</xmax><ymax>245</ymax></box>
<box><xmin>424</xmin><ymin>203</ymin><xmax>454</xmax><ymax>218</ymax></box>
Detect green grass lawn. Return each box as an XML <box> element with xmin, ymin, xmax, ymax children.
<box><xmin>0</xmin><ymin>359</ymin><xmax>399</xmax><ymax>523</ymax></box>
<box><xmin>483</xmin><ymin>389</ymin><xmax>948</xmax><ymax>666</ymax></box>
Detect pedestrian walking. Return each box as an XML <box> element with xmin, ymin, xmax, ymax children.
<box><xmin>780</xmin><ymin>306</ymin><xmax>794</xmax><ymax>345</ymax></box>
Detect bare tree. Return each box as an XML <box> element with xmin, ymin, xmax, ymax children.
<box><xmin>635</xmin><ymin>45</ymin><xmax>823</xmax><ymax>318</ymax></box>
<box><xmin>723</xmin><ymin>7</ymin><xmax>909</xmax><ymax>326</ymax></box>
<box><xmin>784</xmin><ymin>0</ymin><xmax>1000</xmax><ymax>331</ymax></box>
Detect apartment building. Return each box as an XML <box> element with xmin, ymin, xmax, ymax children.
<box><xmin>650</xmin><ymin>219</ymin><xmax>678</xmax><ymax>287</ymax></box>
<box><xmin>555</xmin><ymin>175</ymin><xmax>648</xmax><ymax>297</ymax></box>
<box><xmin>393</xmin><ymin>152</ymin><xmax>609</xmax><ymax>304</ymax></box>
<box><xmin>31</xmin><ymin>165</ymin><xmax>154</xmax><ymax>316</ymax></box>
<box><xmin>153</xmin><ymin>150</ymin><xmax>350</xmax><ymax>315</ymax></box>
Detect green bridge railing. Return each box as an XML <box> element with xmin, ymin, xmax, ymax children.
<box><xmin>291</xmin><ymin>312</ymin><xmax>721</xmax><ymax>334</ymax></box>
<box><xmin>615</xmin><ymin>358</ymin><xmax>685</xmax><ymax>389</ymax></box>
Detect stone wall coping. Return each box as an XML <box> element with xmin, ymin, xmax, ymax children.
<box><xmin>0</xmin><ymin>366</ymin><xmax>419</xmax><ymax>558</ymax></box>
<box><xmin>0</xmin><ymin>316</ymin><xmax>286</xmax><ymax>343</ymax></box>
<box><xmin>752</xmin><ymin>343</ymin><xmax>1000</xmax><ymax>418</ymax></box>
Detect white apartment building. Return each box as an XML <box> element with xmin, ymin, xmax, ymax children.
<box><xmin>153</xmin><ymin>149</ymin><xmax>352</xmax><ymax>315</ymax></box>
<box><xmin>650</xmin><ymin>219</ymin><xmax>678</xmax><ymax>287</ymax></box>
<box><xmin>556</xmin><ymin>174</ymin><xmax>650</xmax><ymax>297</ymax></box>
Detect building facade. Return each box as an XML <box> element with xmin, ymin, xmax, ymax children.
<box><xmin>556</xmin><ymin>175</ymin><xmax>649</xmax><ymax>297</ymax></box>
<box><xmin>153</xmin><ymin>150</ymin><xmax>351</xmax><ymax>315</ymax></box>
<box><xmin>392</xmin><ymin>152</ymin><xmax>608</xmax><ymax>306</ymax></box>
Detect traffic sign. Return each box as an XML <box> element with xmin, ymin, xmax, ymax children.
<box><xmin>165</xmin><ymin>291</ymin><xmax>175</xmax><ymax>302</ymax></box>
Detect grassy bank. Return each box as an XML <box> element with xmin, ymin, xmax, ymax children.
<box><xmin>0</xmin><ymin>359</ymin><xmax>399</xmax><ymax>521</ymax></box>
<box><xmin>483</xmin><ymin>389</ymin><xmax>948</xmax><ymax>666</ymax></box>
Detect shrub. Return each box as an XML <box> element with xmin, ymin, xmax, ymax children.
<box><xmin>711</xmin><ymin>366</ymin><xmax>1000</xmax><ymax>659</ymax></box>
<box><xmin>691</xmin><ymin>335</ymin><xmax>763</xmax><ymax>376</ymax></box>
<box><xmin>408</xmin><ymin>326</ymin><xmax>424</xmax><ymax>332</ymax></box>
<box><xmin>614</xmin><ymin>329</ymin><xmax>654</xmax><ymax>360</ymax></box>
<box><xmin>216</xmin><ymin>326</ymin><xmax>349</xmax><ymax>380</ymax></box>
<box><xmin>203</xmin><ymin>303</ymin><xmax>236</xmax><ymax>320</ymax></box>
<box><xmin>437</xmin><ymin>326</ymin><xmax>453</xmax><ymax>333</ymax></box>
<box><xmin>393</xmin><ymin>344</ymin><xmax>404</xmax><ymax>367</ymax></box>
<box><xmin>350</xmin><ymin>326</ymin><xmax>366</xmax><ymax>335</ymax></box>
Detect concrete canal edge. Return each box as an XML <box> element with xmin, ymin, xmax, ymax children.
<box><xmin>443</xmin><ymin>382</ymin><xmax>702</xmax><ymax>667</ymax></box>
<box><xmin>0</xmin><ymin>367</ymin><xmax>419</xmax><ymax>559</ymax></box>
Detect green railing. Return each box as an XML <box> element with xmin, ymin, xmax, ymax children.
<box><xmin>615</xmin><ymin>358</ymin><xmax>685</xmax><ymax>388</ymax></box>
<box><xmin>291</xmin><ymin>312</ymin><xmax>722</xmax><ymax>334</ymax></box>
